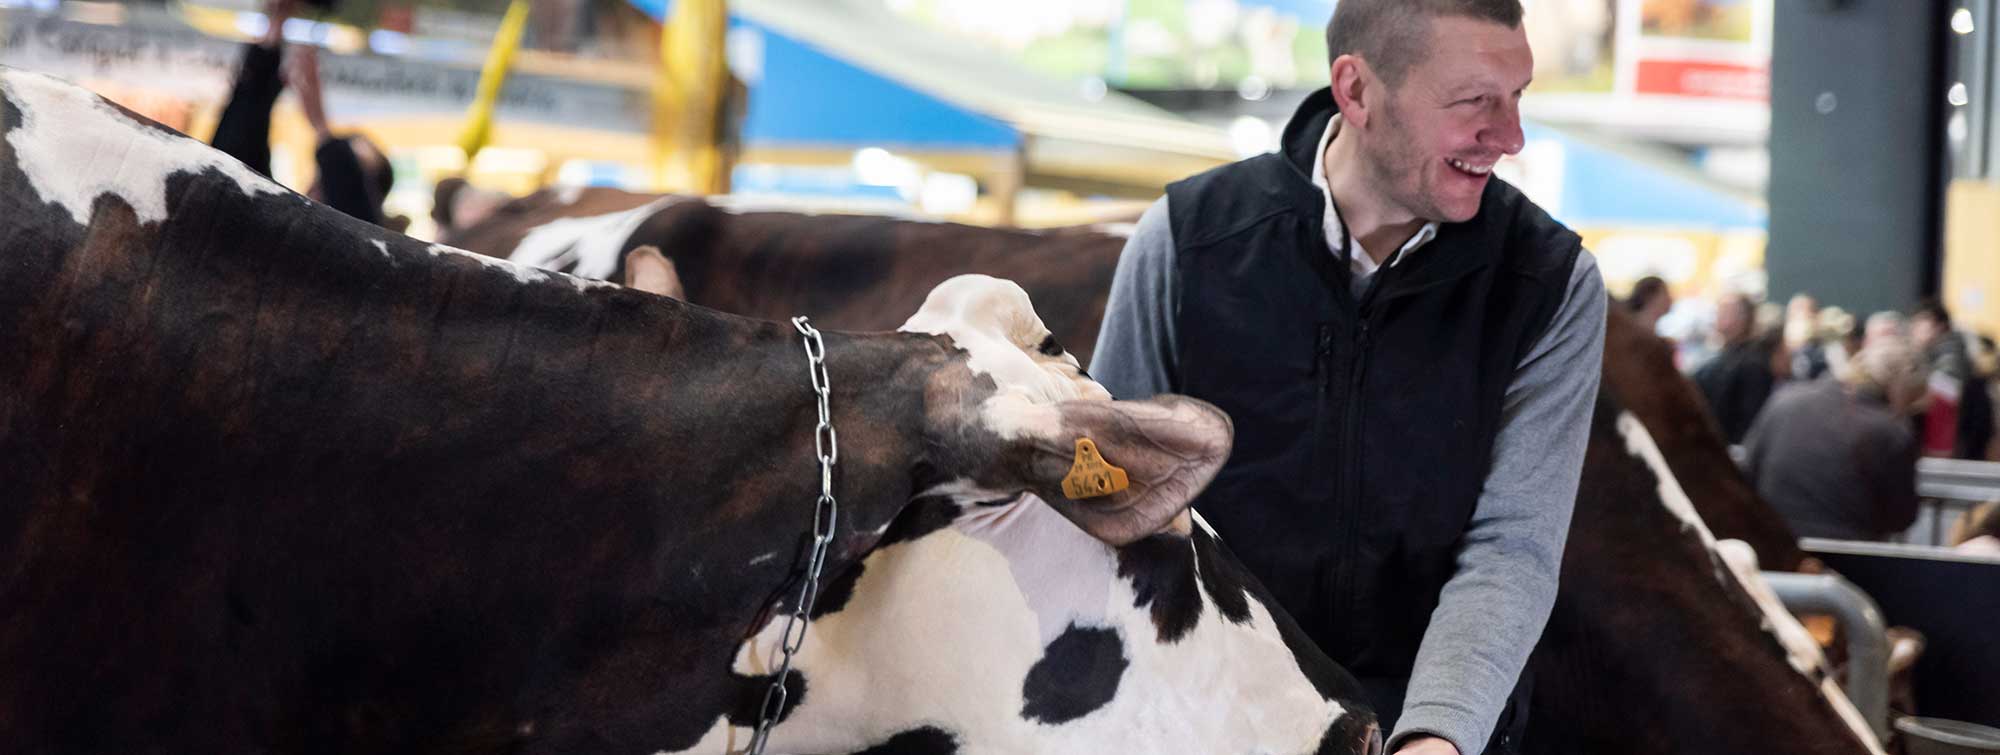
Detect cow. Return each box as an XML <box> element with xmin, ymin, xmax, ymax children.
<box><xmin>438</xmin><ymin>190</ymin><xmax>1890</xmax><ymax>754</ymax></box>
<box><xmin>0</xmin><ymin>69</ymin><xmax>1385</xmax><ymax>754</ymax></box>
<box><xmin>433</xmin><ymin>185</ymin><xmax>1125</xmax><ymax>368</ymax></box>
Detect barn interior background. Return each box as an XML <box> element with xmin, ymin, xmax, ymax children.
<box><xmin>4</xmin><ymin>0</ymin><xmax>1997</xmax><ymax>747</ymax></box>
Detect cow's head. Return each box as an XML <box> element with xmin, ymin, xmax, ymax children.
<box><xmin>696</xmin><ymin>274</ymin><xmax>1378</xmax><ymax>755</ymax></box>
<box><xmin>900</xmin><ymin>274</ymin><xmax>1229</xmax><ymax>546</ymax></box>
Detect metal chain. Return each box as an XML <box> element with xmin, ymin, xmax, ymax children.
<box><xmin>748</xmin><ymin>316</ymin><xmax>840</xmax><ymax>755</ymax></box>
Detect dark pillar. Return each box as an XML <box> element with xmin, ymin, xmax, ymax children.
<box><xmin>1767</xmin><ymin>0</ymin><xmax>1951</xmax><ymax>316</ymax></box>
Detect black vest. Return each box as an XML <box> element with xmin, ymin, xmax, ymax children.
<box><xmin>1167</xmin><ymin>89</ymin><xmax>1581</xmax><ymax>679</ymax></box>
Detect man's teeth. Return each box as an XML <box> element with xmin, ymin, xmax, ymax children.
<box><xmin>1447</xmin><ymin>158</ymin><xmax>1494</xmax><ymax>175</ymax></box>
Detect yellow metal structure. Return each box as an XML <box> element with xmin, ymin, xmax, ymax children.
<box><xmin>652</xmin><ymin>0</ymin><xmax>730</xmax><ymax>194</ymax></box>
<box><xmin>456</xmin><ymin>0</ymin><xmax>531</xmax><ymax>162</ymax></box>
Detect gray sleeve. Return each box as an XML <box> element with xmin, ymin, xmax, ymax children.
<box><xmin>1392</xmin><ymin>251</ymin><xmax>1607</xmax><ymax>753</ymax></box>
<box><xmin>1090</xmin><ymin>196</ymin><xmax>1180</xmax><ymax>401</ymax></box>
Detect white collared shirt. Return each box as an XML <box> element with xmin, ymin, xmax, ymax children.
<box><xmin>1309</xmin><ymin>115</ymin><xmax>1440</xmax><ymax>296</ymax></box>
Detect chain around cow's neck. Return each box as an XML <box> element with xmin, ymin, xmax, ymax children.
<box><xmin>748</xmin><ymin>316</ymin><xmax>841</xmax><ymax>755</ymax></box>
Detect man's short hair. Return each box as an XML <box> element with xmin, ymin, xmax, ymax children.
<box><xmin>1325</xmin><ymin>0</ymin><xmax>1525</xmax><ymax>87</ymax></box>
<box><xmin>1912</xmin><ymin>297</ymin><xmax>1953</xmax><ymax>329</ymax></box>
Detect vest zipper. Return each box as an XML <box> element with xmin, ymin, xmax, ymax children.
<box><xmin>1331</xmin><ymin>265</ymin><xmax>1391</xmax><ymax>658</ymax></box>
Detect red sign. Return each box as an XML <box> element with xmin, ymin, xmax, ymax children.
<box><xmin>1634</xmin><ymin>59</ymin><xmax>1770</xmax><ymax>101</ymax></box>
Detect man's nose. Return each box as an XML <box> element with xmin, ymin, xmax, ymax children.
<box><xmin>1484</xmin><ymin>100</ymin><xmax>1526</xmax><ymax>156</ymax></box>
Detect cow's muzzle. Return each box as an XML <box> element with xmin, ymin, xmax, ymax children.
<box><xmin>1363</xmin><ymin>723</ymin><xmax>1384</xmax><ymax>755</ymax></box>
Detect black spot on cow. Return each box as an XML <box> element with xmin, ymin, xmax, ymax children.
<box><xmin>1116</xmin><ymin>534</ymin><xmax>1204</xmax><ymax>642</ymax></box>
<box><xmin>1020</xmin><ymin>624</ymin><xmax>1129</xmax><ymax>725</ymax></box>
<box><xmin>811</xmin><ymin>560</ymin><xmax>866</xmax><ymax>619</ymax></box>
<box><xmin>1192</xmin><ymin>525</ymin><xmax>1253</xmax><ymax>624</ymax></box>
<box><xmin>1037</xmin><ymin>335</ymin><xmax>1065</xmax><ymax>357</ymax></box>
<box><xmin>876</xmin><ymin>496</ymin><xmax>964</xmax><ymax>548</ymax></box>
<box><xmin>846</xmin><ymin>726</ymin><xmax>960</xmax><ymax>754</ymax></box>
<box><xmin>725</xmin><ymin>669</ymin><xmax>807</xmax><ymax>729</ymax></box>
<box><xmin>1193</xmin><ymin>528</ymin><xmax>1373</xmax><ymax>712</ymax></box>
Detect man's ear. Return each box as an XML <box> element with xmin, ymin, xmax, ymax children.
<box><xmin>1003</xmin><ymin>395</ymin><xmax>1233</xmax><ymax>546</ymax></box>
<box><xmin>623</xmin><ymin>245</ymin><xmax>686</xmax><ymax>299</ymax></box>
<box><xmin>1330</xmin><ymin>54</ymin><xmax>1375</xmax><ymax>130</ymax></box>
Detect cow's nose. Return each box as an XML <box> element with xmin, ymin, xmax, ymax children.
<box><xmin>1363</xmin><ymin>723</ymin><xmax>1384</xmax><ymax>755</ymax></box>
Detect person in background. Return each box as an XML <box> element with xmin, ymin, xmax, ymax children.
<box><xmin>1909</xmin><ymin>299</ymin><xmax>1991</xmax><ymax>459</ymax></box>
<box><xmin>1864</xmin><ymin>311</ymin><xmax>1907</xmax><ymax>351</ymax></box>
<box><xmin>1693</xmin><ymin>293</ymin><xmax>1776</xmax><ymax>443</ymax></box>
<box><xmin>1817</xmin><ymin>306</ymin><xmax>1859</xmax><ymax>382</ymax></box>
<box><xmin>1624</xmin><ymin>275</ymin><xmax>1673</xmax><ymax>335</ymax></box>
<box><xmin>1911</xmin><ymin>299</ymin><xmax>1971</xmax><ymax>381</ymax></box>
<box><xmin>1784</xmin><ymin>294</ymin><xmax>1830</xmax><ymax>381</ymax></box>
<box><xmin>210</xmin><ymin>0</ymin><xmax>396</xmax><ymax>228</ymax></box>
<box><xmin>1742</xmin><ymin>339</ymin><xmax>1926</xmax><ymax>542</ymax></box>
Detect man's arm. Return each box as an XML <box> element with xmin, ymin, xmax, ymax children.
<box><xmin>1392</xmin><ymin>252</ymin><xmax>1606</xmax><ymax>754</ymax></box>
<box><xmin>208</xmin><ymin>0</ymin><xmax>296</xmax><ymax>177</ymax></box>
<box><xmin>1091</xmin><ymin>196</ymin><xmax>1180</xmax><ymax>401</ymax></box>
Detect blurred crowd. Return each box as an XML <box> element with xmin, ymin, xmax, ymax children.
<box><xmin>1625</xmin><ymin>279</ymin><xmax>2000</xmax><ymax>551</ymax></box>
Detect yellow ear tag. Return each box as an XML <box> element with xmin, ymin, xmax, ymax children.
<box><xmin>1061</xmin><ymin>438</ymin><xmax>1131</xmax><ymax>500</ymax></box>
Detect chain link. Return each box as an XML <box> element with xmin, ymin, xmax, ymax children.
<box><xmin>748</xmin><ymin>316</ymin><xmax>840</xmax><ymax>755</ymax></box>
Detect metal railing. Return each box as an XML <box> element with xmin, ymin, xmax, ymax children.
<box><xmin>1762</xmin><ymin>571</ymin><xmax>1892</xmax><ymax>743</ymax></box>
<box><xmin>1913</xmin><ymin>458</ymin><xmax>2000</xmax><ymax>546</ymax></box>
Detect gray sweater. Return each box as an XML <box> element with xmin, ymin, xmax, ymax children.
<box><xmin>1093</xmin><ymin>196</ymin><xmax>1606</xmax><ymax>753</ymax></box>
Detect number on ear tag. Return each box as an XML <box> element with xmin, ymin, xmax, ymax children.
<box><xmin>1061</xmin><ymin>438</ymin><xmax>1130</xmax><ymax>500</ymax></box>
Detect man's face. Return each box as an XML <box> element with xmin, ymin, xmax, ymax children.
<box><xmin>1359</xmin><ymin>16</ymin><xmax>1534</xmax><ymax>223</ymax></box>
<box><xmin>1715</xmin><ymin>297</ymin><xmax>1752</xmax><ymax>343</ymax></box>
<box><xmin>1911</xmin><ymin>314</ymin><xmax>1944</xmax><ymax>348</ymax></box>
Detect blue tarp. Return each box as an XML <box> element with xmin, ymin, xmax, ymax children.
<box><xmin>1525</xmin><ymin>123</ymin><xmax>1766</xmax><ymax>230</ymax></box>
<box><xmin>627</xmin><ymin>0</ymin><xmax>1017</xmax><ymax>151</ymax></box>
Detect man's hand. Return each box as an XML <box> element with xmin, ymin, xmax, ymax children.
<box><xmin>1394</xmin><ymin>736</ymin><xmax>1461</xmax><ymax>755</ymax></box>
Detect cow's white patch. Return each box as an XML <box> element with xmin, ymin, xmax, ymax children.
<box><xmin>1</xmin><ymin>69</ymin><xmax>285</xmax><ymax>226</ymax></box>
<box><xmin>369</xmin><ymin>239</ymin><xmax>390</xmax><ymax>258</ymax></box>
<box><xmin>426</xmin><ymin>243</ymin><xmax>555</xmax><ymax>285</ymax></box>
<box><xmin>1716</xmin><ymin>541</ymin><xmax>1886</xmax><ymax>755</ymax></box>
<box><xmin>1618</xmin><ymin>413</ymin><xmax>1886</xmax><ymax>755</ymax></box>
<box><xmin>663</xmin><ymin>496</ymin><xmax>1345</xmax><ymax>754</ymax></box>
<box><xmin>508</xmin><ymin>197</ymin><xmax>680</xmax><ymax>281</ymax></box>
<box><xmin>900</xmin><ymin>275</ymin><xmax>1109</xmax><ymax>441</ymax></box>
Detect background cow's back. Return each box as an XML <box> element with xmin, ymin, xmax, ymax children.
<box><xmin>439</xmin><ymin>187</ymin><xmax>1122</xmax><ymax>364</ymax></box>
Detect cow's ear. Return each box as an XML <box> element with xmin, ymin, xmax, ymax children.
<box><xmin>624</xmin><ymin>245</ymin><xmax>685</xmax><ymax>299</ymax></box>
<box><xmin>1008</xmin><ymin>395</ymin><xmax>1232</xmax><ymax>546</ymax></box>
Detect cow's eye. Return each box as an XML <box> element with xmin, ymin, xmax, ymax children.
<box><xmin>1037</xmin><ymin>335</ymin><xmax>1064</xmax><ymax>357</ymax></box>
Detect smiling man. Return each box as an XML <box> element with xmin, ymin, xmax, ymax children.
<box><xmin>1093</xmin><ymin>2</ymin><xmax>1606</xmax><ymax>754</ymax></box>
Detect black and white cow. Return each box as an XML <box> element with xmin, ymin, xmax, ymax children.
<box><xmin>0</xmin><ymin>69</ymin><xmax>1380</xmax><ymax>754</ymax></box>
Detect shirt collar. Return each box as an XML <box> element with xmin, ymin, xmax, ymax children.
<box><xmin>1310</xmin><ymin>114</ymin><xmax>1439</xmax><ymax>273</ymax></box>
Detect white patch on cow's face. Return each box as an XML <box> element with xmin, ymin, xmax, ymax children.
<box><xmin>1</xmin><ymin>69</ymin><xmax>284</xmax><ymax>226</ymax></box>
<box><xmin>663</xmin><ymin>496</ymin><xmax>1346</xmax><ymax>754</ymax></box>
<box><xmin>900</xmin><ymin>275</ymin><xmax>1110</xmax><ymax>441</ymax></box>
<box><xmin>508</xmin><ymin>197</ymin><xmax>680</xmax><ymax>281</ymax></box>
<box><xmin>1617</xmin><ymin>413</ymin><xmax>1886</xmax><ymax>755</ymax></box>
